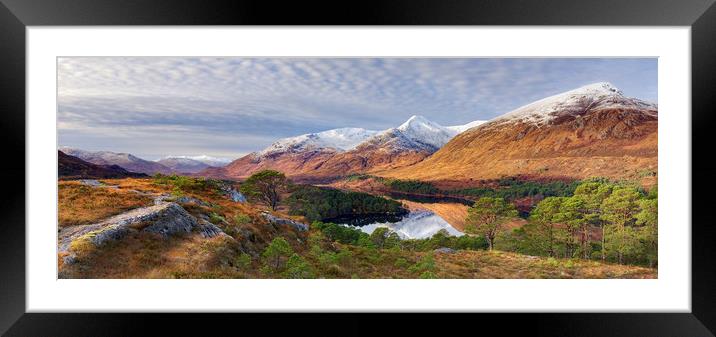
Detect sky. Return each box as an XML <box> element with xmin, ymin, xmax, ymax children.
<box><xmin>58</xmin><ymin>57</ymin><xmax>657</xmax><ymax>160</ymax></box>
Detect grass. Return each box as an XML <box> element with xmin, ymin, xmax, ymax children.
<box><xmin>60</xmin><ymin>230</ymin><xmax>241</xmax><ymax>279</ymax></box>
<box><xmin>58</xmin><ymin>181</ymin><xmax>153</xmax><ymax>227</ymax></box>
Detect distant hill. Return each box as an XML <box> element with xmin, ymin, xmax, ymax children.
<box><xmin>156</xmin><ymin>157</ymin><xmax>212</xmax><ymax>174</ymax></box>
<box><xmin>59</xmin><ymin>147</ymin><xmax>173</xmax><ymax>175</ymax></box>
<box><xmin>58</xmin><ymin>150</ymin><xmax>148</xmax><ymax>179</ymax></box>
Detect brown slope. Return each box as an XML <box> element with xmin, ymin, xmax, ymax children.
<box><xmin>200</xmin><ymin>147</ymin><xmax>429</xmax><ymax>182</ymax></box>
<box><xmin>200</xmin><ymin>140</ymin><xmax>435</xmax><ymax>182</ymax></box>
<box><xmin>58</xmin><ymin>150</ymin><xmax>148</xmax><ymax>179</ymax></box>
<box><xmin>379</xmin><ymin>107</ymin><xmax>658</xmax><ymax>184</ymax></box>
<box><xmin>200</xmin><ymin>150</ymin><xmax>338</xmax><ymax>180</ymax></box>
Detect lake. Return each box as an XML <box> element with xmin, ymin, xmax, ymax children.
<box><xmin>330</xmin><ymin>208</ymin><xmax>464</xmax><ymax>239</ymax></box>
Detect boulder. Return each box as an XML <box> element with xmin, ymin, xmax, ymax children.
<box><xmin>260</xmin><ymin>211</ymin><xmax>308</xmax><ymax>231</ymax></box>
<box><xmin>196</xmin><ymin>220</ymin><xmax>225</xmax><ymax>238</ymax></box>
<box><xmin>434</xmin><ymin>247</ymin><xmax>457</xmax><ymax>254</ymax></box>
<box><xmin>59</xmin><ymin>202</ymin><xmax>219</xmax><ymax>258</ymax></box>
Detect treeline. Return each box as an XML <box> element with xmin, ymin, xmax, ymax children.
<box><xmin>286</xmin><ymin>185</ymin><xmax>407</xmax><ymax>222</ymax></box>
<box><xmin>374</xmin><ymin>176</ymin><xmax>579</xmax><ymax>200</ymax></box>
<box><xmin>449</xmin><ymin>180</ymin><xmax>579</xmax><ymax>199</ymax></box>
<box><xmin>466</xmin><ymin>181</ymin><xmax>658</xmax><ymax>267</ymax></box>
<box><xmin>383</xmin><ymin>178</ymin><xmax>441</xmax><ymax>195</ymax></box>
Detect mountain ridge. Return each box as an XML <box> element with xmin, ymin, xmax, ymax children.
<box><xmin>200</xmin><ymin>115</ymin><xmax>485</xmax><ymax>180</ymax></box>
<box><xmin>379</xmin><ymin>82</ymin><xmax>658</xmax><ymax>185</ymax></box>
<box><xmin>60</xmin><ymin>147</ymin><xmax>173</xmax><ymax>175</ymax></box>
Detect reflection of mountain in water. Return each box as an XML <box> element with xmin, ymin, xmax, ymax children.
<box><xmin>346</xmin><ymin>210</ymin><xmax>464</xmax><ymax>239</ymax></box>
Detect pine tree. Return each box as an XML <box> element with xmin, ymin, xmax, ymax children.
<box><xmin>601</xmin><ymin>187</ymin><xmax>642</xmax><ymax>264</ymax></box>
<box><xmin>465</xmin><ymin>197</ymin><xmax>519</xmax><ymax>250</ymax></box>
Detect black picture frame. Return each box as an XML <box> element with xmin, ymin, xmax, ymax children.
<box><xmin>1</xmin><ymin>0</ymin><xmax>715</xmax><ymax>335</ymax></box>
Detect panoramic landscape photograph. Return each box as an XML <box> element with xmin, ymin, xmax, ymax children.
<box><xmin>57</xmin><ymin>57</ymin><xmax>658</xmax><ymax>279</ymax></box>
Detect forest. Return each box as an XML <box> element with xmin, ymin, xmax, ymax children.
<box><xmin>286</xmin><ymin>185</ymin><xmax>407</xmax><ymax>222</ymax></box>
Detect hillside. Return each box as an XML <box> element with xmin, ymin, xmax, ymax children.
<box><xmin>58</xmin><ymin>150</ymin><xmax>148</xmax><ymax>179</ymax></box>
<box><xmin>57</xmin><ymin>175</ymin><xmax>656</xmax><ymax>279</ymax></box>
<box><xmin>380</xmin><ymin>83</ymin><xmax>658</xmax><ymax>185</ymax></box>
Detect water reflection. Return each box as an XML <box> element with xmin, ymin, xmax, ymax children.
<box><xmin>342</xmin><ymin>210</ymin><xmax>464</xmax><ymax>239</ymax></box>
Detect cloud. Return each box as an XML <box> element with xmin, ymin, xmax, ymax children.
<box><xmin>58</xmin><ymin>57</ymin><xmax>657</xmax><ymax>160</ymax></box>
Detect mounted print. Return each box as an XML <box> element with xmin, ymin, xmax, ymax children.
<box><xmin>56</xmin><ymin>57</ymin><xmax>658</xmax><ymax>279</ymax></box>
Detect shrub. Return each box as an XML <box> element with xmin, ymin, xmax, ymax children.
<box><xmin>153</xmin><ymin>174</ymin><xmax>221</xmax><ymax>194</ymax></box>
<box><xmin>283</xmin><ymin>254</ymin><xmax>314</xmax><ymax>279</ymax></box>
<box><xmin>261</xmin><ymin>237</ymin><xmax>293</xmax><ymax>272</ymax></box>
<box><xmin>419</xmin><ymin>271</ymin><xmax>437</xmax><ymax>279</ymax></box>
<box><xmin>394</xmin><ymin>257</ymin><xmax>410</xmax><ymax>268</ymax></box>
<box><xmin>313</xmin><ymin>221</ymin><xmax>371</xmax><ymax>245</ymax></box>
<box><xmin>408</xmin><ymin>253</ymin><xmax>436</xmax><ymax>275</ymax></box>
<box><xmin>235</xmin><ymin>253</ymin><xmax>252</xmax><ymax>270</ymax></box>
<box><xmin>209</xmin><ymin>212</ymin><xmax>225</xmax><ymax>225</ymax></box>
<box><xmin>234</xmin><ymin>213</ymin><xmax>251</xmax><ymax>225</ymax></box>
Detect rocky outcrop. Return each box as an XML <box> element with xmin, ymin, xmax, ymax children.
<box><xmin>196</xmin><ymin>220</ymin><xmax>226</xmax><ymax>238</ymax></box>
<box><xmin>260</xmin><ymin>211</ymin><xmax>308</xmax><ymax>231</ymax></box>
<box><xmin>220</xmin><ymin>184</ymin><xmax>247</xmax><ymax>203</ymax></box>
<box><xmin>59</xmin><ymin>200</ymin><xmax>230</xmax><ymax>263</ymax></box>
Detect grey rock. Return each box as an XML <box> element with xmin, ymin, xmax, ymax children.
<box><xmin>260</xmin><ymin>211</ymin><xmax>308</xmax><ymax>231</ymax></box>
<box><xmin>174</xmin><ymin>195</ymin><xmax>210</xmax><ymax>207</ymax></box>
<box><xmin>196</xmin><ymin>220</ymin><xmax>225</xmax><ymax>238</ymax></box>
<box><xmin>79</xmin><ymin>179</ymin><xmax>102</xmax><ymax>187</ymax></box>
<box><xmin>142</xmin><ymin>203</ymin><xmax>198</xmax><ymax>236</ymax></box>
<box><xmin>59</xmin><ymin>202</ymin><xmax>200</xmax><ymax>256</ymax></box>
<box><xmin>219</xmin><ymin>184</ymin><xmax>247</xmax><ymax>203</ymax></box>
<box><xmin>227</xmin><ymin>189</ymin><xmax>247</xmax><ymax>203</ymax></box>
<box><xmin>434</xmin><ymin>247</ymin><xmax>457</xmax><ymax>254</ymax></box>
<box><xmin>62</xmin><ymin>254</ymin><xmax>78</xmax><ymax>265</ymax></box>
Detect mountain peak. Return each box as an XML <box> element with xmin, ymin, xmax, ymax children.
<box><xmin>258</xmin><ymin>127</ymin><xmax>379</xmax><ymax>156</ymax></box>
<box><xmin>495</xmin><ymin>82</ymin><xmax>655</xmax><ymax>125</ymax></box>
<box><xmin>569</xmin><ymin>82</ymin><xmax>622</xmax><ymax>96</ymax></box>
<box><xmin>398</xmin><ymin>115</ymin><xmax>435</xmax><ymax>130</ymax></box>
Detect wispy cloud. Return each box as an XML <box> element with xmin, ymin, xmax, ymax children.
<box><xmin>58</xmin><ymin>57</ymin><xmax>657</xmax><ymax>160</ymax></box>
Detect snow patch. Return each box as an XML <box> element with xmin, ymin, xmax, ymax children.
<box><xmin>447</xmin><ymin>120</ymin><xmax>487</xmax><ymax>133</ymax></box>
<box><xmin>162</xmin><ymin>155</ymin><xmax>232</xmax><ymax>167</ymax></box>
<box><xmin>259</xmin><ymin>127</ymin><xmax>379</xmax><ymax>156</ymax></box>
<box><xmin>494</xmin><ymin>82</ymin><xmax>658</xmax><ymax>125</ymax></box>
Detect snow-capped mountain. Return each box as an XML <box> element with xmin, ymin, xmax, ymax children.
<box><xmin>382</xmin><ymin>82</ymin><xmax>658</xmax><ymax>183</ymax></box>
<box><xmin>496</xmin><ymin>82</ymin><xmax>657</xmax><ymax>125</ymax></box>
<box><xmin>201</xmin><ymin>115</ymin><xmax>485</xmax><ymax>180</ymax></box>
<box><xmin>359</xmin><ymin>115</ymin><xmax>458</xmax><ymax>153</ymax></box>
<box><xmin>259</xmin><ymin>127</ymin><xmax>379</xmax><ymax>157</ymax></box>
<box><xmin>156</xmin><ymin>157</ymin><xmax>212</xmax><ymax>173</ymax></box>
<box><xmin>163</xmin><ymin>155</ymin><xmax>232</xmax><ymax>167</ymax></box>
<box><xmin>59</xmin><ymin>147</ymin><xmax>173</xmax><ymax>175</ymax></box>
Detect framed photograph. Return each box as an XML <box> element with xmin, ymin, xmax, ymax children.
<box><xmin>2</xmin><ymin>0</ymin><xmax>715</xmax><ymax>335</ymax></box>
